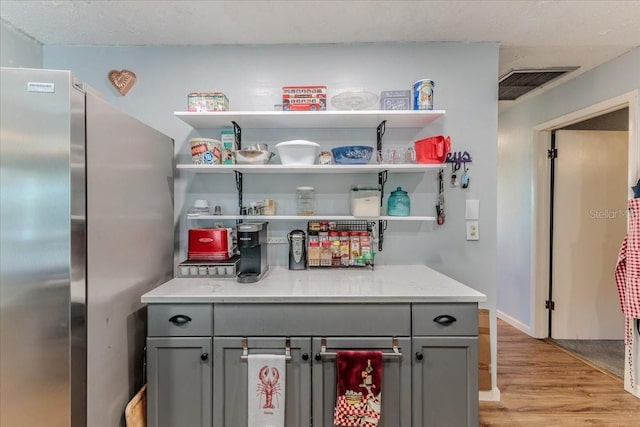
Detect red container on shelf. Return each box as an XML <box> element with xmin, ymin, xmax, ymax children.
<box><xmin>414</xmin><ymin>135</ymin><xmax>451</xmax><ymax>164</ymax></box>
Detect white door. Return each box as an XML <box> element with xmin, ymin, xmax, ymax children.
<box><xmin>551</xmin><ymin>130</ymin><xmax>628</xmax><ymax>339</ymax></box>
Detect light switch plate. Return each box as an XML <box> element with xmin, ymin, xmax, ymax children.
<box><xmin>466</xmin><ymin>221</ymin><xmax>479</xmax><ymax>241</ymax></box>
<box><xmin>465</xmin><ymin>199</ymin><xmax>479</xmax><ymax>220</ymax></box>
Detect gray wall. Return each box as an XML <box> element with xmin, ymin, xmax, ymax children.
<box><xmin>0</xmin><ymin>21</ymin><xmax>42</xmax><ymax>68</ymax></box>
<box><xmin>44</xmin><ymin>42</ymin><xmax>499</xmax><ymax>385</ymax></box>
<box><xmin>43</xmin><ymin>43</ymin><xmax>497</xmax><ymax>283</ymax></box>
<box><xmin>497</xmin><ymin>47</ymin><xmax>640</xmax><ymax>332</ymax></box>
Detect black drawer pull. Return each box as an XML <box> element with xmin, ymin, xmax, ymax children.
<box><xmin>302</xmin><ymin>353</ymin><xmax>310</xmax><ymax>361</ymax></box>
<box><xmin>433</xmin><ymin>314</ymin><xmax>457</xmax><ymax>326</ymax></box>
<box><xmin>201</xmin><ymin>353</ymin><xmax>209</xmax><ymax>361</ymax></box>
<box><xmin>314</xmin><ymin>353</ymin><xmax>322</xmax><ymax>361</ymax></box>
<box><xmin>416</xmin><ymin>352</ymin><xmax>424</xmax><ymax>360</ymax></box>
<box><xmin>169</xmin><ymin>314</ymin><xmax>192</xmax><ymax>325</ymax></box>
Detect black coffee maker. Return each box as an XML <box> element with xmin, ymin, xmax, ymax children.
<box><xmin>287</xmin><ymin>229</ymin><xmax>307</xmax><ymax>270</ymax></box>
<box><xmin>237</xmin><ymin>221</ymin><xmax>269</xmax><ymax>283</ymax></box>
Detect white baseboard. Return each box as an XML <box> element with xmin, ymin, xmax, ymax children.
<box><xmin>479</xmin><ymin>387</ymin><xmax>501</xmax><ymax>401</ymax></box>
<box><xmin>497</xmin><ymin>310</ymin><xmax>532</xmax><ymax>336</ymax></box>
<box><xmin>625</xmin><ymin>385</ymin><xmax>640</xmax><ymax>399</ymax></box>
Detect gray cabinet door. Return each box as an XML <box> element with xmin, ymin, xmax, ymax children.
<box><xmin>412</xmin><ymin>336</ymin><xmax>478</xmax><ymax>427</ymax></box>
<box><xmin>212</xmin><ymin>337</ymin><xmax>312</xmax><ymax>427</ymax></box>
<box><xmin>147</xmin><ymin>337</ymin><xmax>212</xmax><ymax>427</ymax></box>
<box><xmin>312</xmin><ymin>336</ymin><xmax>412</xmax><ymax>427</ymax></box>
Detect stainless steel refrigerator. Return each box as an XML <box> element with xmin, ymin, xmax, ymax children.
<box><xmin>0</xmin><ymin>68</ymin><xmax>175</xmax><ymax>427</ymax></box>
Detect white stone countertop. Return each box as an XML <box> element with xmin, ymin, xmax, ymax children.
<box><xmin>141</xmin><ymin>265</ymin><xmax>486</xmax><ymax>304</ymax></box>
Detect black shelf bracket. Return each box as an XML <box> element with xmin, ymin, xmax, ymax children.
<box><xmin>232</xmin><ymin>121</ymin><xmax>243</xmax><ymax>224</ymax></box>
<box><xmin>378</xmin><ymin>220</ymin><xmax>388</xmax><ymax>252</ymax></box>
<box><xmin>232</xmin><ymin>121</ymin><xmax>242</xmax><ymax>150</ymax></box>
<box><xmin>375</xmin><ymin>120</ymin><xmax>388</xmax><ymax>252</ymax></box>
<box><xmin>234</xmin><ymin>171</ymin><xmax>243</xmax><ymax>217</ymax></box>
<box><xmin>378</xmin><ymin>170</ymin><xmax>388</xmax><ymax>206</ymax></box>
<box><xmin>378</xmin><ymin>170</ymin><xmax>389</xmax><ymax>249</ymax></box>
<box><xmin>376</xmin><ymin>120</ymin><xmax>387</xmax><ymax>160</ymax></box>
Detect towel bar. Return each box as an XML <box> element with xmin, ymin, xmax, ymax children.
<box><xmin>239</xmin><ymin>337</ymin><xmax>292</xmax><ymax>361</ymax></box>
<box><xmin>315</xmin><ymin>337</ymin><xmax>402</xmax><ymax>360</ymax></box>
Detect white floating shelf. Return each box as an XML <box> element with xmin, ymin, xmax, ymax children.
<box><xmin>187</xmin><ymin>214</ymin><xmax>437</xmax><ymax>222</ymax></box>
<box><xmin>174</xmin><ymin>110</ymin><xmax>445</xmax><ymax>129</ymax></box>
<box><xmin>177</xmin><ymin>163</ymin><xmax>444</xmax><ymax>174</ymax></box>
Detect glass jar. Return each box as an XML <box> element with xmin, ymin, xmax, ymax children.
<box><xmin>331</xmin><ymin>240</ymin><xmax>342</xmax><ymax>267</ymax></box>
<box><xmin>308</xmin><ymin>241</ymin><xmax>320</xmax><ymax>267</ymax></box>
<box><xmin>297</xmin><ymin>186</ymin><xmax>315</xmax><ymax>216</ymax></box>
<box><xmin>349</xmin><ymin>232</ymin><xmax>361</xmax><ymax>266</ymax></box>
<box><xmin>360</xmin><ymin>231</ymin><xmax>371</xmax><ymax>258</ymax></box>
<box><xmin>320</xmin><ymin>240</ymin><xmax>332</xmax><ymax>266</ymax></box>
<box><xmin>339</xmin><ymin>232</ymin><xmax>350</xmax><ymax>266</ymax></box>
<box><xmin>387</xmin><ymin>186</ymin><xmax>410</xmax><ymax>216</ymax></box>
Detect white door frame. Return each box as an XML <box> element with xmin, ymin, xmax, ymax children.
<box><xmin>531</xmin><ymin>90</ymin><xmax>640</xmax><ymax>339</ymax></box>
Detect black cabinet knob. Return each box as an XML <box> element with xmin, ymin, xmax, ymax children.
<box><xmin>416</xmin><ymin>352</ymin><xmax>424</xmax><ymax>360</ymax></box>
<box><xmin>433</xmin><ymin>314</ymin><xmax>457</xmax><ymax>326</ymax></box>
<box><xmin>201</xmin><ymin>353</ymin><xmax>209</xmax><ymax>361</ymax></box>
<box><xmin>169</xmin><ymin>314</ymin><xmax>192</xmax><ymax>325</ymax></box>
<box><xmin>314</xmin><ymin>353</ymin><xmax>322</xmax><ymax>361</ymax></box>
<box><xmin>302</xmin><ymin>353</ymin><xmax>309</xmax><ymax>361</ymax></box>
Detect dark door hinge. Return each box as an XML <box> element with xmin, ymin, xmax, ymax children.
<box><xmin>545</xmin><ymin>300</ymin><xmax>555</xmax><ymax>310</ymax></box>
<box><xmin>547</xmin><ymin>148</ymin><xmax>558</xmax><ymax>159</ymax></box>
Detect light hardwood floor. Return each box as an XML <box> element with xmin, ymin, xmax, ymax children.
<box><xmin>479</xmin><ymin>320</ymin><xmax>640</xmax><ymax>426</ymax></box>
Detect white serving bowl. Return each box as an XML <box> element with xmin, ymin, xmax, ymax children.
<box><xmin>275</xmin><ymin>140</ymin><xmax>320</xmax><ymax>165</ymax></box>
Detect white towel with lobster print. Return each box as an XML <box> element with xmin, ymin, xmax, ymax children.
<box><xmin>248</xmin><ymin>354</ymin><xmax>286</xmax><ymax>427</ymax></box>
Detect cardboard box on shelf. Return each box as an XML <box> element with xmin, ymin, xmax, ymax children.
<box><xmin>380</xmin><ymin>90</ymin><xmax>411</xmax><ymax>110</ymax></box>
<box><xmin>478</xmin><ymin>308</ymin><xmax>492</xmax><ymax>390</ymax></box>
<box><xmin>188</xmin><ymin>92</ymin><xmax>229</xmax><ymax>112</ymax></box>
<box><xmin>220</xmin><ymin>129</ymin><xmax>235</xmax><ymax>165</ymax></box>
<box><xmin>282</xmin><ymin>85</ymin><xmax>327</xmax><ymax>111</ymax></box>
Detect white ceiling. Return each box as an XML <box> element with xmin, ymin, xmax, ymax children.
<box><xmin>2</xmin><ymin>0</ymin><xmax>639</xmax><ymax>107</ymax></box>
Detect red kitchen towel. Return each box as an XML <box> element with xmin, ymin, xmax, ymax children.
<box><xmin>333</xmin><ymin>351</ymin><xmax>382</xmax><ymax>427</ymax></box>
<box><xmin>615</xmin><ymin>199</ymin><xmax>640</xmax><ymax>343</ymax></box>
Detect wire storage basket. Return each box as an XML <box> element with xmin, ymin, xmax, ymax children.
<box><xmin>306</xmin><ymin>220</ymin><xmax>376</xmax><ymax>269</ymax></box>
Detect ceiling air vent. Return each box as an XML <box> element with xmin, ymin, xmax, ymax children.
<box><xmin>499</xmin><ymin>67</ymin><xmax>579</xmax><ymax>101</ymax></box>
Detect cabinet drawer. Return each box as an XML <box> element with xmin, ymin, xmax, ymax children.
<box><xmin>412</xmin><ymin>303</ymin><xmax>477</xmax><ymax>336</ymax></box>
<box><xmin>148</xmin><ymin>304</ymin><xmax>213</xmax><ymax>337</ymax></box>
<box><xmin>214</xmin><ymin>303</ymin><xmax>410</xmax><ymax>336</ymax></box>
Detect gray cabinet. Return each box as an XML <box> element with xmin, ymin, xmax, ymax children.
<box><xmin>147</xmin><ymin>337</ymin><xmax>212</xmax><ymax>427</ymax></box>
<box><xmin>212</xmin><ymin>337</ymin><xmax>312</xmax><ymax>427</ymax></box>
<box><xmin>147</xmin><ymin>304</ymin><xmax>214</xmax><ymax>427</ymax></box>
<box><xmin>146</xmin><ymin>302</ymin><xmax>478</xmax><ymax>427</ymax></box>
<box><xmin>411</xmin><ymin>304</ymin><xmax>478</xmax><ymax>427</ymax></box>
<box><xmin>213</xmin><ymin>304</ymin><xmax>412</xmax><ymax>426</ymax></box>
<box><xmin>312</xmin><ymin>336</ymin><xmax>412</xmax><ymax>427</ymax></box>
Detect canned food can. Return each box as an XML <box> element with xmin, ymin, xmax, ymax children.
<box><xmin>190</xmin><ymin>138</ymin><xmax>222</xmax><ymax>165</ymax></box>
<box><xmin>318</xmin><ymin>151</ymin><xmax>333</xmax><ymax>165</ymax></box>
<box><xmin>413</xmin><ymin>79</ymin><xmax>434</xmax><ymax>110</ymax></box>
